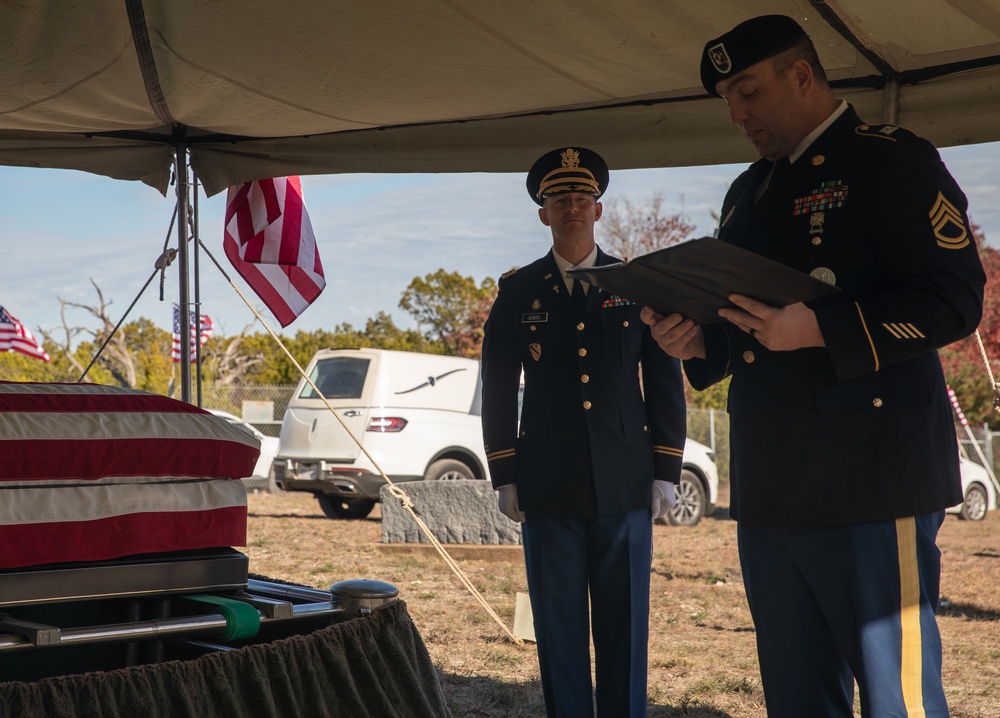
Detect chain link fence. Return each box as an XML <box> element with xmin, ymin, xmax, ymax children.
<box><xmin>200</xmin><ymin>383</ymin><xmax>297</xmax><ymax>437</ymax></box>
<box><xmin>957</xmin><ymin>423</ymin><xmax>999</xmax><ymax>473</ymax></box>
<box><xmin>686</xmin><ymin>408</ymin><xmax>731</xmax><ymax>487</ymax></box>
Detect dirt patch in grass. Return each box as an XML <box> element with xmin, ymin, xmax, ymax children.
<box><xmin>246</xmin><ymin>489</ymin><xmax>1000</xmax><ymax>717</ymax></box>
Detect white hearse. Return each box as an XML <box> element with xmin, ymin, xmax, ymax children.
<box><xmin>275</xmin><ymin>348</ymin><xmax>488</xmax><ymax>519</ymax></box>
<box><xmin>275</xmin><ymin>347</ymin><xmax>720</xmax><ymax>524</ymax></box>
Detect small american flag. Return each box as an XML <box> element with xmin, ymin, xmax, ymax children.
<box><xmin>0</xmin><ymin>306</ymin><xmax>50</xmax><ymax>362</ymax></box>
<box><xmin>172</xmin><ymin>304</ymin><xmax>213</xmax><ymax>363</ymax></box>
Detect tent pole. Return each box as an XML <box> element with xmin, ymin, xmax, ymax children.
<box><xmin>175</xmin><ymin>145</ymin><xmax>192</xmax><ymax>402</ymax></box>
<box><xmin>882</xmin><ymin>78</ymin><xmax>900</xmax><ymax>125</ymax></box>
<box><xmin>193</xmin><ymin>172</ymin><xmax>204</xmax><ymax>408</ymax></box>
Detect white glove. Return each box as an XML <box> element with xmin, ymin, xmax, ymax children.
<box><xmin>497</xmin><ymin>484</ymin><xmax>526</xmax><ymax>523</ymax></box>
<box><xmin>651</xmin><ymin>480</ymin><xmax>676</xmax><ymax>520</ymax></box>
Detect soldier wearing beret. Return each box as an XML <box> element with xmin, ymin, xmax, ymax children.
<box><xmin>642</xmin><ymin>15</ymin><xmax>985</xmax><ymax>717</ymax></box>
<box><xmin>481</xmin><ymin>146</ymin><xmax>687</xmax><ymax>717</ymax></box>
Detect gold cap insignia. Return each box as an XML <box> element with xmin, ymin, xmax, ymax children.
<box><xmin>560</xmin><ymin>148</ymin><xmax>581</xmax><ymax>168</ymax></box>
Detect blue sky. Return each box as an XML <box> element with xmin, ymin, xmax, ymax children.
<box><xmin>2</xmin><ymin>141</ymin><xmax>999</xmax><ymax>341</ymax></box>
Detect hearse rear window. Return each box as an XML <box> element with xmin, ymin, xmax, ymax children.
<box><xmin>300</xmin><ymin>357</ymin><xmax>371</xmax><ymax>399</ymax></box>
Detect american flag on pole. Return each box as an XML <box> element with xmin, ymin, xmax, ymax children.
<box><xmin>223</xmin><ymin>176</ymin><xmax>325</xmax><ymax>328</ymax></box>
<box><xmin>172</xmin><ymin>304</ymin><xmax>213</xmax><ymax>363</ymax></box>
<box><xmin>0</xmin><ymin>306</ymin><xmax>50</xmax><ymax>362</ymax></box>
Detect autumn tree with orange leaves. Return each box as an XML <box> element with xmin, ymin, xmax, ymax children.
<box><xmin>939</xmin><ymin>222</ymin><xmax>1000</xmax><ymax>427</ymax></box>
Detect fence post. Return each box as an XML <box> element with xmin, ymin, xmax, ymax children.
<box><xmin>709</xmin><ymin>409</ymin><xmax>717</xmax><ymax>454</ymax></box>
<box><xmin>984</xmin><ymin>422</ymin><xmax>994</xmax><ymax>471</ymax></box>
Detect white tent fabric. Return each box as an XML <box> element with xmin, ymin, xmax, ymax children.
<box><xmin>1</xmin><ymin>0</ymin><xmax>999</xmax><ymax>195</ymax></box>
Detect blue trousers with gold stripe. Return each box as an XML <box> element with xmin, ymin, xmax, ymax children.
<box><xmin>522</xmin><ymin>507</ymin><xmax>652</xmax><ymax>718</ymax></box>
<box><xmin>738</xmin><ymin>513</ymin><xmax>948</xmax><ymax>718</ymax></box>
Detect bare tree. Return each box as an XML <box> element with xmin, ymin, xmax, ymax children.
<box><xmin>599</xmin><ymin>192</ymin><xmax>697</xmax><ymax>259</ymax></box>
<box><xmin>209</xmin><ymin>319</ymin><xmax>266</xmax><ymax>385</ymax></box>
<box><xmin>37</xmin><ymin>280</ymin><xmax>140</xmax><ymax>387</ymax></box>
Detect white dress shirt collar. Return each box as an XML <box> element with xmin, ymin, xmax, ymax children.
<box><xmin>553</xmin><ymin>245</ymin><xmax>598</xmax><ymax>293</ymax></box>
<box><xmin>789</xmin><ymin>99</ymin><xmax>849</xmax><ymax>165</ymax></box>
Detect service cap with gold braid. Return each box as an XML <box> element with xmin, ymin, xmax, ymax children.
<box><xmin>526</xmin><ymin>146</ymin><xmax>609</xmax><ymax>206</ymax></box>
<box><xmin>700</xmin><ymin>15</ymin><xmax>808</xmax><ymax>97</ymax></box>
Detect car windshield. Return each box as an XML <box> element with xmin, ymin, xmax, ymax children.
<box><xmin>300</xmin><ymin>356</ymin><xmax>370</xmax><ymax>399</ymax></box>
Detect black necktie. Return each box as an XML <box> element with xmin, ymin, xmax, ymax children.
<box><xmin>571</xmin><ymin>278</ymin><xmax>587</xmax><ymax>314</ymax></box>
<box><xmin>755</xmin><ymin>158</ymin><xmax>787</xmax><ymax>203</ymax></box>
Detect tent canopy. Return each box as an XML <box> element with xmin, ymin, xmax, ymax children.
<box><xmin>2</xmin><ymin>0</ymin><xmax>999</xmax><ymax>195</ymax></box>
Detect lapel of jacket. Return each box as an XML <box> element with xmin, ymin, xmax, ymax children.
<box><xmin>719</xmin><ymin>160</ymin><xmax>770</xmax><ymax>247</ymax></box>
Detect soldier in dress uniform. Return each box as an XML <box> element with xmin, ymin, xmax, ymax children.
<box><xmin>641</xmin><ymin>15</ymin><xmax>986</xmax><ymax>718</ymax></box>
<box><xmin>481</xmin><ymin>146</ymin><xmax>687</xmax><ymax>717</ymax></box>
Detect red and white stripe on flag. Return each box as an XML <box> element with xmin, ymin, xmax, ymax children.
<box><xmin>947</xmin><ymin>385</ymin><xmax>969</xmax><ymax>427</ymax></box>
<box><xmin>223</xmin><ymin>176</ymin><xmax>325</xmax><ymax>328</ymax></box>
<box><xmin>0</xmin><ymin>305</ymin><xmax>50</xmax><ymax>362</ymax></box>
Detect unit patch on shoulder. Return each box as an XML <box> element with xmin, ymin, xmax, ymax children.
<box><xmin>929</xmin><ymin>192</ymin><xmax>969</xmax><ymax>249</ymax></box>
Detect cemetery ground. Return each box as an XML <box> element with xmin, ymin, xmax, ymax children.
<box><xmin>246</xmin><ymin>486</ymin><xmax>1000</xmax><ymax>717</ymax></box>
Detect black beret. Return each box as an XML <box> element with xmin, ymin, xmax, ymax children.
<box><xmin>700</xmin><ymin>15</ymin><xmax>808</xmax><ymax>96</ymax></box>
<box><xmin>526</xmin><ymin>147</ymin><xmax>609</xmax><ymax>206</ymax></box>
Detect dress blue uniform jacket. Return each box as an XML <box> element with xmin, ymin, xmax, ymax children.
<box><xmin>481</xmin><ymin>247</ymin><xmax>687</xmax><ymax>516</ymax></box>
<box><xmin>684</xmin><ymin>105</ymin><xmax>986</xmax><ymax>529</ymax></box>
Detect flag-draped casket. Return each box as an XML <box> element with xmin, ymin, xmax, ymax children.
<box><xmin>0</xmin><ymin>382</ymin><xmax>259</xmax><ymax>569</ymax></box>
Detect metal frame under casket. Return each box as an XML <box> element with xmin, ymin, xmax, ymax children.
<box><xmin>0</xmin><ymin>548</ymin><xmax>398</xmax><ymax>683</ymax></box>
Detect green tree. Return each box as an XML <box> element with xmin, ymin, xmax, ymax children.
<box><xmin>399</xmin><ymin>270</ymin><xmax>497</xmax><ymax>357</ymax></box>
<box><xmin>686</xmin><ymin>375</ymin><xmax>731</xmax><ymax>411</ymax></box>
<box><xmin>239</xmin><ymin>312</ymin><xmax>433</xmax><ymax>385</ymax></box>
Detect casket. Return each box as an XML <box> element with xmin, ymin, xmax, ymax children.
<box><xmin>0</xmin><ymin>382</ymin><xmax>260</xmax><ymax>570</ymax></box>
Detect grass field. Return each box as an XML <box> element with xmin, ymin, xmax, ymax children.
<box><xmin>245</xmin><ymin>488</ymin><xmax>1000</xmax><ymax>717</ymax></box>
